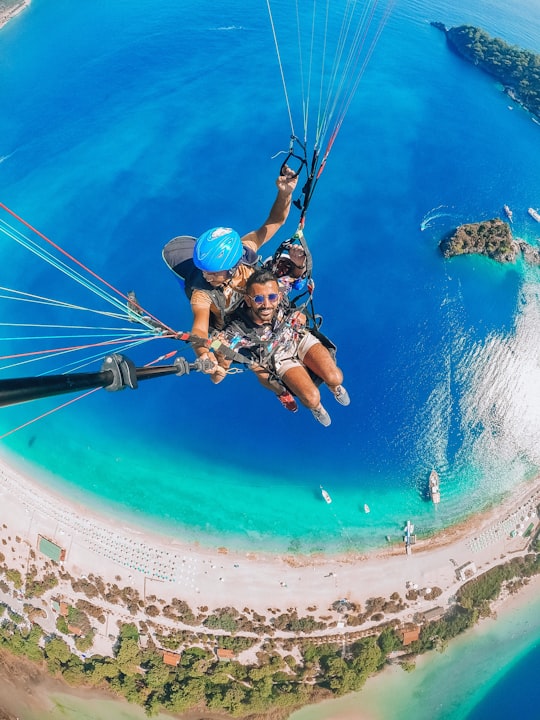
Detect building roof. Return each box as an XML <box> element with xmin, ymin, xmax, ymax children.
<box><xmin>456</xmin><ymin>561</ymin><xmax>477</xmax><ymax>581</ymax></box>
<box><xmin>400</xmin><ymin>627</ymin><xmax>420</xmax><ymax>645</ymax></box>
<box><xmin>162</xmin><ymin>651</ymin><xmax>181</xmax><ymax>667</ymax></box>
<box><xmin>216</xmin><ymin>648</ymin><xmax>235</xmax><ymax>660</ymax></box>
<box><xmin>421</xmin><ymin>606</ymin><xmax>445</xmax><ymax>622</ymax></box>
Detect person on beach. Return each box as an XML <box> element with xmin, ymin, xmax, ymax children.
<box><xmin>210</xmin><ymin>268</ymin><xmax>350</xmax><ymax>426</ymax></box>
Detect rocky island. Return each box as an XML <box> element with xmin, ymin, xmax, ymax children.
<box><xmin>440</xmin><ymin>217</ymin><xmax>540</xmax><ymax>265</ymax></box>
<box><xmin>431</xmin><ymin>22</ymin><xmax>540</xmax><ymax>121</ymax></box>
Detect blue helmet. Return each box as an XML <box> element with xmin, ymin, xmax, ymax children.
<box><xmin>193</xmin><ymin>227</ymin><xmax>243</xmax><ymax>272</ymax></box>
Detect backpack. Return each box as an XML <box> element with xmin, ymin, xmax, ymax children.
<box><xmin>162</xmin><ymin>235</ymin><xmax>200</xmax><ymax>297</ymax></box>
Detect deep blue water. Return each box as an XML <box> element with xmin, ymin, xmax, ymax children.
<box><xmin>1</xmin><ymin>0</ymin><xmax>540</xmax><ymax>555</ymax></box>
<box><xmin>2</xmin><ymin>1</ymin><xmax>540</xmax><ymax>718</ymax></box>
<box><xmin>466</xmin><ymin>641</ymin><xmax>540</xmax><ymax>719</ymax></box>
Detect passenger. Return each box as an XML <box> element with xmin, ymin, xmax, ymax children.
<box><xmin>212</xmin><ymin>268</ymin><xmax>350</xmax><ymax>426</ymax></box>
<box><xmin>264</xmin><ymin>240</ymin><xmax>311</xmax><ymax>297</ymax></box>
<box><xmin>187</xmin><ymin>166</ymin><xmax>298</xmax><ymax>366</ymax></box>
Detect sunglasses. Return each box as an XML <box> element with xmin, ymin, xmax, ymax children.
<box><xmin>249</xmin><ymin>293</ymin><xmax>280</xmax><ymax>305</ymax></box>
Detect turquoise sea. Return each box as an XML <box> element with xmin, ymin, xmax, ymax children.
<box><xmin>1</xmin><ymin>0</ymin><xmax>540</xmax><ymax>554</ymax></box>
<box><xmin>1</xmin><ymin>0</ymin><xmax>540</xmax><ymax>716</ymax></box>
<box><xmin>289</xmin><ymin>580</ymin><xmax>540</xmax><ymax>720</ymax></box>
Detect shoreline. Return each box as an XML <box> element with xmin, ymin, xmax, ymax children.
<box><xmin>0</xmin><ymin>451</ymin><xmax>538</xmax><ymax>719</ymax></box>
<box><xmin>4</xmin><ymin>579</ymin><xmax>539</xmax><ymax>720</ymax></box>
<box><xmin>0</xmin><ymin>0</ymin><xmax>31</xmax><ymax>30</ymax></box>
<box><xmin>291</xmin><ymin>574</ymin><xmax>540</xmax><ymax>720</ymax></box>
<box><xmin>1</xmin><ymin>449</ymin><xmax>539</xmax><ymax>617</ymax></box>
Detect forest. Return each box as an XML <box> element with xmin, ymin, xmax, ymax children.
<box><xmin>445</xmin><ymin>24</ymin><xmax>540</xmax><ymax>118</ymax></box>
<box><xmin>1</xmin><ymin>547</ymin><xmax>539</xmax><ymax>718</ymax></box>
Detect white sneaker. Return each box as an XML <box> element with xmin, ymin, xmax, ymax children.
<box><xmin>332</xmin><ymin>385</ymin><xmax>350</xmax><ymax>406</ymax></box>
<box><xmin>311</xmin><ymin>404</ymin><xmax>331</xmax><ymax>427</ymax></box>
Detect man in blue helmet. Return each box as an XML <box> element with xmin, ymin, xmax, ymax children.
<box><xmin>189</xmin><ymin>165</ymin><xmax>297</xmax><ymax>341</ymax></box>
<box><xmin>163</xmin><ymin>166</ymin><xmax>298</xmax><ymax>408</ymax></box>
<box><xmin>162</xmin><ymin>165</ymin><xmax>298</xmax><ymax>408</ymax></box>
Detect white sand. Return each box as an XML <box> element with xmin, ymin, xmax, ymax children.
<box><xmin>0</xmin><ymin>0</ymin><xmax>31</xmax><ymax>30</ymax></box>
<box><xmin>0</xmin><ymin>451</ymin><xmax>539</xmax><ymax>720</ymax></box>
<box><xmin>1</xmin><ymin>449</ymin><xmax>539</xmax><ymax>624</ymax></box>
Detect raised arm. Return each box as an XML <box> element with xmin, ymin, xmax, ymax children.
<box><xmin>241</xmin><ymin>165</ymin><xmax>298</xmax><ymax>251</ymax></box>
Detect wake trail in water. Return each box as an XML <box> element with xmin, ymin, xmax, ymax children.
<box><xmin>420</xmin><ymin>205</ymin><xmax>456</xmax><ymax>231</ymax></box>
<box><xmin>0</xmin><ymin>151</ymin><xmax>16</xmax><ymax>165</ymax></box>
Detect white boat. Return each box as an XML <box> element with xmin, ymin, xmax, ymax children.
<box><xmin>405</xmin><ymin>520</ymin><xmax>414</xmax><ymax>536</ymax></box>
<box><xmin>429</xmin><ymin>470</ymin><xmax>441</xmax><ymax>504</ymax></box>
<box><xmin>503</xmin><ymin>204</ymin><xmax>513</xmax><ymax>222</ymax></box>
<box><xmin>320</xmin><ymin>485</ymin><xmax>332</xmax><ymax>504</ymax></box>
<box><xmin>528</xmin><ymin>207</ymin><xmax>540</xmax><ymax>222</ymax></box>
<box><xmin>404</xmin><ymin>520</ymin><xmax>415</xmax><ymax>554</ymax></box>
<box><xmin>363</xmin><ymin>503</ymin><xmax>370</xmax><ymax>513</ymax></box>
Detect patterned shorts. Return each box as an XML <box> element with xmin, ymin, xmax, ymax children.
<box><xmin>272</xmin><ymin>331</ymin><xmax>320</xmax><ymax>378</ymax></box>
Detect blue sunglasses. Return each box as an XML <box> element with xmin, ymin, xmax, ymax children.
<box><xmin>249</xmin><ymin>293</ymin><xmax>279</xmax><ymax>305</ymax></box>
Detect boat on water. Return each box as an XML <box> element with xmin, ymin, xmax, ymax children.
<box><xmin>363</xmin><ymin>503</ymin><xmax>370</xmax><ymax>514</ymax></box>
<box><xmin>404</xmin><ymin>519</ymin><xmax>416</xmax><ymax>554</ymax></box>
<box><xmin>429</xmin><ymin>469</ymin><xmax>441</xmax><ymax>504</ymax></box>
<box><xmin>503</xmin><ymin>204</ymin><xmax>513</xmax><ymax>222</ymax></box>
<box><xmin>528</xmin><ymin>207</ymin><xmax>540</xmax><ymax>222</ymax></box>
<box><xmin>320</xmin><ymin>485</ymin><xmax>332</xmax><ymax>504</ymax></box>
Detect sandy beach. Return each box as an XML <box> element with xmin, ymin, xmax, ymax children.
<box><xmin>0</xmin><ymin>450</ymin><xmax>539</xmax><ymax>720</ymax></box>
<box><xmin>0</xmin><ymin>0</ymin><xmax>31</xmax><ymax>30</ymax></box>
<box><xmin>1</xmin><ymin>449</ymin><xmax>539</xmax><ymax>624</ymax></box>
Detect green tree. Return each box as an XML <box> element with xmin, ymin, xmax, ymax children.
<box><xmin>166</xmin><ymin>677</ymin><xmax>206</xmax><ymax>712</ymax></box>
<box><xmin>5</xmin><ymin>568</ymin><xmax>22</xmax><ymax>588</ymax></box>
<box><xmin>110</xmin><ymin>673</ymin><xmax>142</xmax><ymax>703</ymax></box>
<box><xmin>88</xmin><ymin>658</ymin><xmax>120</xmax><ymax>685</ymax></box>
<box><xmin>118</xmin><ymin>622</ymin><xmax>139</xmax><ymax>641</ymax></box>
<box><xmin>115</xmin><ymin>636</ymin><xmax>142</xmax><ymax>676</ymax></box>
<box><xmin>62</xmin><ymin>656</ymin><xmax>86</xmax><ymax>684</ymax></box>
<box><xmin>75</xmin><ymin>631</ymin><xmax>95</xmax><ymax>653</ymax></box>
<box><xmin>377</xmin><ymin>627</ymin><xmax>400</xmax><ymax>653</ymax></box>
<box><xmin>22</xmin><ymin>625</ymin><xmax>43</xmax><ymax>661</ymax></box>
<box><xmin>145</xmin><ymin>660</ymin><xmax>172</xmax><ymax>690</ymax></box>
<box><xmin>351</xmin><ymin>636</ymin><xmax>383</xmax><ymax>675</ymax></box>
<box><xmin>44</xmin><ymin>637</ymin><xmax>72</xmax><ymax>672</ymax></box>
<box><xmin>56</xmin><ymin>616</ymin><xmax>69</xmax><ymax>634</ymax></box>
<box><xmin>220</xmin><ymin>683</ymin><xmax>247</xmax><ymax>713</ymax></box>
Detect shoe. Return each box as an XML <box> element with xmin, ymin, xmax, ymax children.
<box><xmin>278</xmin><ymin>391</ymin><xmax>298</xmax><ymax>413</ymax></box>
<box><xmin>332</xmin><ymin>385</ymin><xmax>350</xmax><ymax>406</ymax></box>
<box><xmin>311</xmin><ymin>404</ymin><xmax>331</xmax><ymax>427</ymax></box>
